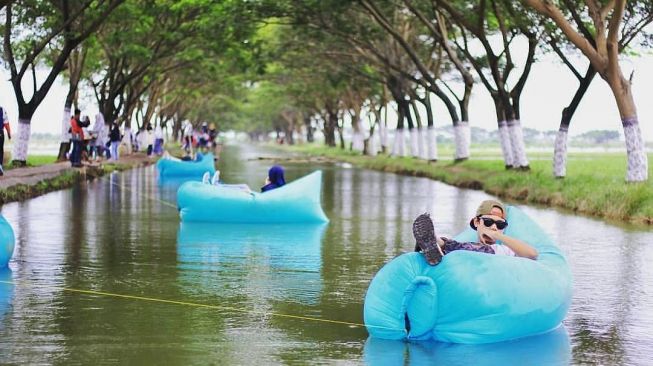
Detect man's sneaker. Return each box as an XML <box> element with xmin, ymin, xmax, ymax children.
<box><xmin>412</xmin><ymin>213</ymin><xmax>444</xmax><ymax>266</ymax></box>
<box><xmin>211</xmin><ymin>170</ymin><xmax>220</xmax><ymax>185</ymax></box>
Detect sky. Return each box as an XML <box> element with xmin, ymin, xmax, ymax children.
<box><xmin>1</xmin><ymin>51</ymin><xmax>653</xmax><ymax>142</ymax></box>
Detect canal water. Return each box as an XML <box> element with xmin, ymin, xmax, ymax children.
<box><xmin>1</xmin><ymin>144</ymin><xmax>652</xmax><ymax>365</ymax></box>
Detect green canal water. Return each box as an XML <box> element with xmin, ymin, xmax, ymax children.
<box><xmin>1</xmin><ymin>144</ymin><xmax>652</xmax><ymax>365</ymax></box>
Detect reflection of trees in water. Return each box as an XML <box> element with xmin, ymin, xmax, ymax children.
<box><xmin>12</xmin><ymin>201</ymin><xmax>31</xmax><ymax>264</ymax></box>
<box><xmin>564</xmin><ymin>218</ymin><xmax>645</xmax><ymax>364</ymax></box>
<box><xmin>571</xmin><ymin>317</ymin><xmax>624</xmax><ymax>365</ymax></box>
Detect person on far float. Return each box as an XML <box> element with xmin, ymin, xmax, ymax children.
<box><xmin>261</xmin><ymin>165</ymin><xmax>286</xmax><ymax>192</ymax></box>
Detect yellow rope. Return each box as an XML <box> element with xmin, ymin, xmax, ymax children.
<box><xmin>105</xmin><ymin>176</ymin><xmax>177</xmax><ymax>208</ymax></box>
<box><xmin>0</xmin><ymin>280</ymin><xmax>400</xmax><ymax>331</ymax></box>
<box><xmin>40</xmin><ymin>173</ymin><xmax>404</xmax><ymax>332</ymax></box>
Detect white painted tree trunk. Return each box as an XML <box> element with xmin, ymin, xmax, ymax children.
<box><xmin>352</xmin><ymin>132</ymin><xmax>365</xmax><ymax>152</ymax></box>
<box><xmin>508</xmin><ymin>119</ymin><xmax>529</xmax><ymax>168</ymax></box>
<box><xmin>498</xmin><ymin>121</ymin><xmax>515</xmax><ymax>167</ymax></box>
<box><xmin>427</xmin><ymin>126</ymin><xmax>438</xmax><ymax>161</ymax></box>
<box><xmin>124</xmin><ymin>126</ymin><xmax>132</xmax><ymax>154</ymax></box>
<box><xmin>417</xmin><ymin>128</ymin><xmax>428</xmax><ymax>160</ymax></box>
<box><xmin>391</xmin><ymin>128</ymin><xmax>406</xmax><ymax>157</ymax></box>
<box><xmin>61</xmin><ymin>107</ymin><xmax>72</xmax><ymax>142</ymax></box>
<box><xmin>367</xmin><ymin>129</ymin><xmax>378</xmax><ymax>156</ymax></box>
<box><xmin>553</xmin><ymin>127</ymin><xmax>568</xmax><ymax>178</ymax></box>
<box><xmin>622</xmin><ymin>117</ymin><xmax>648</xmax><ymax>182</ymax></box>
<box><xmin>379</xmin><ymin>121</ymin><xmax>388</xmax><ymax>152</ymax></box>
<box><xmin>12</xmin><ymin>118</ymin><xmax>32</xmax><ymax>162</ymax></box>
<box><xmin>454</xmin><ymin>122</ymin><xmax>471</xmax><ymax>160</ymax></box>
<box><xmin>409</xmin><ymin>128</ymin><xmax>419</xmax><ymax>158</ymax></box>
<box><xmin>352</xmin><ymin>119</ymin><xmax>364</xmax><ymax>152</ymax></box>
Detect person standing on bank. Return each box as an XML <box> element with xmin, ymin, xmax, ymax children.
<box><xmin>109</xmin><ymin>122</ymin><xmax>122</xmax><ymax>161</ymax></box>
<box><xmin>0</xmin><ymin>106</ymin><xmax>12</xmax><ymax>175</ymax></box>
<box><xmin>69</xmin><ymin>108</ymin><xmax>84</xmax><ymax>167</ymax></box>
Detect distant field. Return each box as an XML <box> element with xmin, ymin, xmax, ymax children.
<box><xmin>283</xmin><ymin>143</ymin><xmax>653</xmax><ymax>225</ymax></box>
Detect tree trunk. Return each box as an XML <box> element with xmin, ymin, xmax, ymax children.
<box><xmin>56</xmin><ymin>105</ymin><xmax>72</xmax><ymax>162</ymax></box>
<box><xmin>453</xmin><ymin>121</ymin><xmax>470</xmax><ymax>162</ymax></box>
<box><xmin>426</xmin><ymin>126</ymin><xmax>438</xmax><ymax>161</ymax></box>
<box><xmin>352</xmin><ymin>118</ymin><xmax>365</xmax><ymax>152</ymax></box>
<box><xmin>553</xmin><ymin>127</ymin><xmax>568</xmax><ymax>178</ymax></box>
<box><xmin>410</xmin><ymin>99</ymin><xmax>426</xmax><ymax>159</ymax></box>
<box><xmin>367</xmin><ymin>127</ymin><xmax>378</xmax><ymax>156</ymax></box>
<box><xmin>11</xmin><ymin>118</ymin><xmax>32</xmax><ymax>163</ymax></box>
<box><xmin>380</xmin><ymin>106</ymin><xmax>388</xmax><ymax>153</ymax></box>
<box><xmin>337</xmin><ymin>118</ymin><xmax>345</xmax><ymax>150</ymax></box>
<box><xmin>553</xmin><ymin>66</ymin><xmax>596</xmax><ymax>178</ymax></box>
<box><xmin>508</xmin><ymin>120</ymin><xmax>529</xmax><ymax>169</ymax></box>
<box><xmin>621</xmin><ymin>117</ymin><xmax>648</xmax><ymax>182</ymax></box>
<box><xmin>391</xmin><ymin>99</ymin><xmax>407</xmax><ymax>157</ymax></box>
<box><xmin>304</xmin><ymin>115</ymin><xmax>314</xmax><ymax>143</ymax></box>
<box><xmin>392</xmin><ymin>128</ymin><xmax>406</xmax><ymax>157</ymax></box>
<box><xmin>607</xmin><ymin>75</ymin><xmax>648</xmax><ymax>182</ymax></box>
<box><xmin>324</xmin><ymin>110</ymin><xmax>337</xmax><ymax>147</ymax></box>
<box><xmin>498</xmin><ymin>120</ymin><xmax>514</xmax><ymax>169</ymax></box>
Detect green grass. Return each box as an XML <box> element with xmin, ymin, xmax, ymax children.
<box><xmin>4</xmin><ymin>155</ymin><xmax>58</xmax><ymax>169</ymax></box>
<box><xmin>281</xmin><ymin>143</ymin><xmax>653</xmax><ymax>225</ymax></box>
<box><xmin>25</xmin><ymin>155</ymin><xmax>58</xmax><ymax>167</ymax></box>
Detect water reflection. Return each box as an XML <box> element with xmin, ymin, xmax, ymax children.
<box><xmin>0</xmin><ymin>268</ymin><xmax>13</xmax><ymax>323</ymax></box>
<box><xmin>177</xmin><ymin>222</ymin><xmax>327</xmax><ymax>304</ymax></box>
<box><xmin>0</xmin><ymin>143</ymin><xmax>650</xmax><ymax>365</ymax></box>
<box><xmin>363</xmin><ymin>326</ymin><xmax>571</xmax><ymax>366</ymax></box>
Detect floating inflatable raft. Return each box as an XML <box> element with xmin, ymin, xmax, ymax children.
<box><xmin>363</xmin><ymin>206</ymin><xmax>572</xmax><ymax>344</ymax></box>
<box><xmin>177</xmin><ymin>170</ymin><xmax>328</xmax><ymax>223</ymax></box>
<box><xmin>0</xmin><ymin>216</ymin><xmax>15</xmax><ymax>268</ymax></box>
<box><xmin>156</xmin><ymin>153</ymin><xmax>216</xmax><ymax>178</ymax></box>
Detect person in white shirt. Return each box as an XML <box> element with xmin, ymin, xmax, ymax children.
<box><xmin>181</xmin><ymin>121</ymin><xmax>193</xmax><ymax>153</ymax></box>
<box><xmin>412</xmin><ymin>199</ymin><xmax>539</xmax><ymax>265</ymax></box>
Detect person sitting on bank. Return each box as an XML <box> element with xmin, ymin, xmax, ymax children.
<box><xmin>413</xmin><ymin>199</ymin><xmax>538</xmax><ymax>266</ymax></box>
<box><xmin>261</xmin><ymin>165</ymin><xmax>286</xmax><ymax>192</ymax></box>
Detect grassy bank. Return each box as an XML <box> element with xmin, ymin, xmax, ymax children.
<box><xmin>0</xmin><ymin>161</ymin><xmax>141</xmax><ymax>205</ymax></box>
<box><xmin>282</xmin><ymin>144</ymin><xmax>653</xmax><ymax>225</ymax></box>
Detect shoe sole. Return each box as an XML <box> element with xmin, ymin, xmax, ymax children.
<box><xmin>413</xmin><ymin>214</ymin><xmax>443</xmax><ymax>265</ymax></box>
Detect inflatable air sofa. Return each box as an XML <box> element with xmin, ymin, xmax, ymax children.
<box><xmin>177</xmin><ymin>170</ymin><xmax>328</xmax><ymax>223</ymax></box>
<box><xmin>363</xmin><ymin>206</ymin><xmax>572</xmax><ymax>344</ymax></box>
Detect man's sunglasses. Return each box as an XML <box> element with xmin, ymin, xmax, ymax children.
<box><xmin>478</xmin><ymin>216</ymin><xmax>508</xmax><ymax>230</ymax></box>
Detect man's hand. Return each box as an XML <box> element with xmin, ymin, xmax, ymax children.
<box><xmin>478</xmin><ymin>225</ymin><xmax>502</xmax><ymax>244</ymax></box>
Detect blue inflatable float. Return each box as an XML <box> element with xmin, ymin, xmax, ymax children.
<box><xmin>0</xmin><ymin>216</ymin><xmax>15</xmax><ymax>268</ymax></box>
<box><xmin>363</xmin><ymin>206</ymin><xmax>572</xmax><ymax>344</ymax></box>
<box><xmin>156</xmin><ymin>152</ymin><xmax>215</xmax><ymax>178</ymax></box>
<box><xmin>177</xmin><ymin>170</ymin><xmax>328</xmax><ymax>223</ymax></box>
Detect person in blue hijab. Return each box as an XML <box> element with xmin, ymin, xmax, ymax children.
<box><xmin>261</xmin><ymin>165</ymin><xmax>286</xmax><ymax>192</ymax></box>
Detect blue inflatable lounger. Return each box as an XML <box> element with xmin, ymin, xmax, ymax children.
<box><xmin>363</xmin><ymin>206</ymin><xmax>572</xmax><ymax>344</ymax></box>
<box><xmin>0</xmin><ymin>215</ymin><xmax>15</xmax><ymax>269</ymax></box>
<box><xmin>156</xmin><ymin>152</ymin><xmax>216</xmax><ymax>178</ymax></box>
<box><xmin>177</xmin><ymin>170</ymin><xmax>329</xmax><ymax>223</ymax></box>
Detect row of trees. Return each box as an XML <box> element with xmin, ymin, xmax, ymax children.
<box><xmin>1</xmin><ymin>0</ymin><xmax>264</xmax><ymax>161</ymax></box>
<box><xmin>1</xmin><ymin>1</ymin><xmax>651</xmax><ymax>181</ymax></box>
<box><xmin>249</xmin><ymin>0</ymin><xmax>650</xmax><ymax>181</ymax></box>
